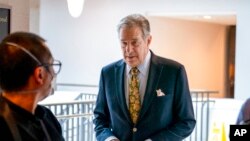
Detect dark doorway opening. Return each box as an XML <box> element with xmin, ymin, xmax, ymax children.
<box><xmin>225</xmin><ymin>26</ymin><xmax>236</xmax><ymax>98</ymax></box>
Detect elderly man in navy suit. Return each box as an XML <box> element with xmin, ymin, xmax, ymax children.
<box><xmin>93</xmin><ymin>14</ymin><xmax>196</xmax><ymax>141</ymax></box>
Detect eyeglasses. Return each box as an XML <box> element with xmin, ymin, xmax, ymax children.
<box><xmin>40</xmin><ymin>60</ymin><xmax>62</xmax><ymax>75</ymax></box>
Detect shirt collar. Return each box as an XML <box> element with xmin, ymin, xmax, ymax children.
<box><xmin>126</xmin><ymin>51</ymin><xmax>151</xmax><ymax>76</ymax></box>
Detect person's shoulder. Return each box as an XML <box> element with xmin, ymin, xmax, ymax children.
<box><xmin>37</xmin><ymin>104</ymin><xmax>50</xmax><ymax>111</ymax></box>
<box><xmin>37</xmin><ymin>105</ymin><xmax>56</xmax><ymax>118</ymax></box>
<box><xmin>37</xmin><ymin>105</ymin><xmax>60</xmax><ymax>124</ymax></box>
<box><xmin>242</xmin><ymin>98</ymin><xmax>250</xmax><ymax>108</ymax></box>
<box><xmin>102</xmin><ymin>59</ymin><xmax>124</xmax><ymax>71</ymax></box>
<box><xmin>245</xmin><ymin>98</ymin><xmax>250</xmax><ymax>103</ymax></box>
<box><xmin>36</xmin><ymin>105</ymin><xmax>63</xmax><ymax>134</ymax></box>
<box><xmin>153</xmin><ymin>54</ymin><xmax>184</xmax><ymax>69</ymax></box>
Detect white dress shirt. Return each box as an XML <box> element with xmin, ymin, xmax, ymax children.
<box><xmin>105</xmin><ymin>51</ymin><xmax>152</xmax><ymax>141</ymax></box>
<box><xmin>125</xmin><ymin>51</ymin><xmax>151</xmax><ymax>108</ymax></box>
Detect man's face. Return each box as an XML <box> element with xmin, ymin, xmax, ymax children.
<box><xmin>119</xmin><ymin>26</ymin><xmax>151</xmax><ymax>67</ymax></box>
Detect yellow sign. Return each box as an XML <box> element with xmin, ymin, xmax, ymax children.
<box><xmin>208</xmin><ymin>122</ymin><xmax>227</xmax><ymax>141</ymax></box>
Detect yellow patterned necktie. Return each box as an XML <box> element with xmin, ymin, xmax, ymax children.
<box><xmin>129</xmin><ymin>67</ymin><xmax>141</xmax><ymax>124</ymax></box>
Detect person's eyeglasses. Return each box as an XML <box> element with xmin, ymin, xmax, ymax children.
<box><xmin>40</xmin><ymin>60</ymin><xmax>62</xmax><ymax>75</ymax></box>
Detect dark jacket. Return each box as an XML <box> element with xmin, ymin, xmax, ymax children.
<box><xmin>0</xmin><ymin>95</ymin><xmax>65</xmax><ymax>141</ymax></box>
<box><xmin>93</xmin><ymin>51</ymin><xmax>196</xmax><ymax>141</ymax></box>
<box><xmin>236</xmin><ymin>98</ymin><xmax>250</xmax><ymax>125</ymax></box>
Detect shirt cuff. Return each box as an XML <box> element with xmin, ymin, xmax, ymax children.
<box><xmin>105</xmin><ymin>136</ymin><xmax>118</xmax><ymax>141</ymax></box>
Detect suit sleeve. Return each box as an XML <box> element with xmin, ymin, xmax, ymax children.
<box><xmin>93</xmin><ymin>69</ymin><xmax>115</xmax><ymax>141</ymax></box>
<box><xmin>150</xmin><ymin>66</ymin><xmax>196</xmax><ymax>141</ymax></box>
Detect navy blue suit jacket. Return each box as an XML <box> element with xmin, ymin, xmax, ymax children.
<box><xmin>93</xmin><ymin>52</ymin><xmax>196</xmax><ymax>141</ymax></box>
<box><xmin>236</xmin><ymin>98</ymin><xmax>250</xmax><ymax>124</ymax></box>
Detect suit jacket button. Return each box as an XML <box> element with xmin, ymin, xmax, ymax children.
<box><xmin>133</xmin><ymin>127</ymin><xmax>137</xmax><ymax>132</ymax></box>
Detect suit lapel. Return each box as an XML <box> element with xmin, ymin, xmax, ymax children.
<box><xmin>114</xmin><ymin>61</ymin><xmax>132</xmax><ymax>124</ymax></box>
<box><xmin>139</xmin><ymin>53</ymin><xmax>163</xmax><ymax>120</ymax></box>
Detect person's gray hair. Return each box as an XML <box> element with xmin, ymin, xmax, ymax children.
<box><xmin>117</xmin><ymin>14</ymin><xmax>150</xmax><ymax>39</ymax></box>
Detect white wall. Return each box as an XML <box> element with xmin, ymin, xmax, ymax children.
<box><xmin>39</xmin><ymin>0</ymin><xmax>238</xmax><ymax>97</ymax></box>
<box><xmin>29</xmin><ymin>0</ymin><xmax>39</xmax><ymax>33</ymax></box>
<box><xmin>2</xmin><ymin>0</ymin><xmax>250</xmax><ymax>99</ymax></box>
<box><xmin>149</xmin><ymin>17</ymin><xmax>227</xmax><ymax>97</ymax></box>
<box><xmin>39</xmin><ymin>0</ymin><xmax>123</xmax><ymax>85</ymax></box>
<box><xmin>235</xmin><ymin>1</ymin><xmax>250</xmax><ymax>100</ymax></box>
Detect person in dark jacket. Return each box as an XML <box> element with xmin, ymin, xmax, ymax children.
<box><xmin>93</xmin><ymin>14</ymin><xmax>196</xmax><ymax>141</ymax></box>
<box><xmin>236</xmin><ymin>98</ymin><xmax>250</xmax><ymax>125</ymax></box>
<box><xmin>0</xmin><ymin>32</ymin><xmax>64</xmax><ymax>141</ymax></box>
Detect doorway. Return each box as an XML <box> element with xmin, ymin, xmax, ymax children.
<box><xmin>225</xmin><ymin>26</ymin><xmax>236</xmax><ymax>98</ymax></box>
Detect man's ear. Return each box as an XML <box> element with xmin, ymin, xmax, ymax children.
<box><xmin>147</xmin><ymin>35</ymin><xmax>152</xmax><ymax>46</ymax></box>
<box><xmin>34</xmin><ymin>67</ymin><xmax>45</xmax><ymax>84</ymax></box>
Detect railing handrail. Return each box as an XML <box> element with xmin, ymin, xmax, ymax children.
<box><xmin>56</xmin><ymin>83</ymin><xmax>219</xmax><ymax>95</ymax></box>
<box><xmin>40</xmin><ymin>100</ymin><xmax>96</xmax><ymax>106</ymax></box>
<box><xmin>56</xmin><ymin>83</ymin><xmax>98</xmax><ymax>88</ymax></box>
<box><xmin>56</xmin><ymin>113</ymin><xmax>93</xmax><ymax>119</ymax></box>
<box><xmin>190</xmin><ymin>89</ymin><xmax>219</xmax><ymax>94</ymax></box>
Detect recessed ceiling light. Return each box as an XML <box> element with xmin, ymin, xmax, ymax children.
<box><xmin>203</xmin><ymin>15</ymin><xmax>212</xmax><ymax>19</ymax></box>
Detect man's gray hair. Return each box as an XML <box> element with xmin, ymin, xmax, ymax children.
<box><xmin>117</xmin><ymin>14</ymin><xmax>150</xmax><ymax>38</ymax></box>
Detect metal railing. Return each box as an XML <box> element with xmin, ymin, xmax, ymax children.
<box><xmin>42</xmin><ymin>83</ymin><xmax>218</xmax><ymax>141</ymax></box>
<box><xmin>42</xmin><ymin>94</ymin><xmax>97</xmax><ymax>141</ymax></box>
<box><xmin>185</xmin><ymin>90</ymin><xmax>218</xmax><ymax>141</ymax></box>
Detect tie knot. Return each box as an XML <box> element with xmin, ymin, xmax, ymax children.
<box><xmin>130</xmin><ymin>67</ymin><xmax>139</xmax><ymax>76</ymax></box>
